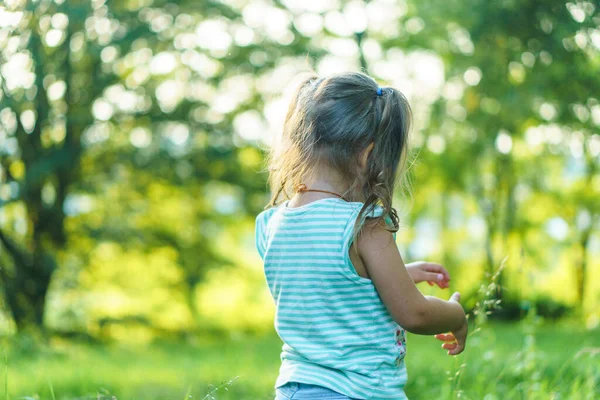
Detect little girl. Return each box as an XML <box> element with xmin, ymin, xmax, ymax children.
<box><xmin>255</xmin><ymin>72</ymin><xmax>468</xmax><ymax>400</ymax></box>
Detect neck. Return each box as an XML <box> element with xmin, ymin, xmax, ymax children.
<box><xmin>303</xmin><ymin>166</ymin><xmax>349</xmax><ymax>196</ymax></box>
<box><xmin>289</xmin><ymin>165</ymin><xmax>358</xmax><ymax>207</ymax></box>
<box><xmin>302</xmin><ymin>179</ymin><xmax>348</xmax><ymax>197</ymax></box>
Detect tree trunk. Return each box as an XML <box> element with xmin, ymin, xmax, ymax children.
<box><xmin>0</xmin><ymin>229</ymin><xmax>54</xmax><ymax>330</ymax></box>
<box><xmin>576</xmin><ymin>229</ymin><xmax>591</xmax><ymax>307</ymax></box>
<box><xmin>0</xmin><ymin>8</ymin><xmax>72</xmax><ymax>331</ymax></box>
<box><xmin>497</xmin><ymin>154</ymin><xmax>516</xmax><ymax>301</ymax></box>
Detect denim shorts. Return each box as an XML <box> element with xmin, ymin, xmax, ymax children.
<box><xmin>275</xmin><ymin>381</ymin><xmax>359</xmax><ymax>399</ymax></box>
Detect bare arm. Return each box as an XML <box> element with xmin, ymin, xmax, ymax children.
<box><xmin>357</xmin><ymin>220</ymin><xmax>467</xmax><ymax>342</ymax></box>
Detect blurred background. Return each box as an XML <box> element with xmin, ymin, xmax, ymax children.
<box><xmin>0</xmin><ymin>0</ymin><xmax>598</xmax><ymax>399</ymax></box>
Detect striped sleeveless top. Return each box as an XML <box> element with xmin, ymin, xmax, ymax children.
<box><xmin>255</xmin><ymin>198</ymin><xmax>408</xmax><ymax>400</ymax></box>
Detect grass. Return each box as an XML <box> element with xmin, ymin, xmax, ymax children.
<box><xmin>1</xmin><ymin>321</ymin><xmax>598</xmax><ymax>400</ymax></box>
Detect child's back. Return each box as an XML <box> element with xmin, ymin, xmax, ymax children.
<box><xmin>256</xmin><ymin>198</ymin><xmax>407</xmax><ymax>399</ymax></box>
<box><xmin>256</xmin><ymin>72</ymin><xmax>467</xmax><ymax>400</ymax></box>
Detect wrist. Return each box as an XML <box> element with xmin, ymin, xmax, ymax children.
<box><xmin>450</xmin><ymin>302</ymin><xmax>467</xmax><ymax>330</ymax></box>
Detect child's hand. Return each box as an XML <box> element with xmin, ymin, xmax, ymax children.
<box><xmin>406</xmin><ymin>261</ymin><xmax>451</xmax><ymax>289</ymax></box>
<box><xmin>435</xmin><ymin>292</ymin><xmax>468</xmax><ymax>355</ymax></box>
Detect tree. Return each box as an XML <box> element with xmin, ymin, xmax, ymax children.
<box><xmin>410</xmin><ymin>0</ymin><xmax>600</xmax><ymax>305</ymax></box>
<box><xmin>0</xmin><ymin>0</ymin><xmax>316</xmax><ymax>332</ymax></box>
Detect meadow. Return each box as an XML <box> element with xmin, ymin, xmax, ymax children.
<box><xmin>5</xmin><ymin>321</ymin><xmax>598</xmax><ymax>400</ymax></box>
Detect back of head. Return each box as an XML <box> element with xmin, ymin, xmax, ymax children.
<box><xmin>267</xmin><ymin>71</ymin><xmax>412</xmax><ymax>231</ymax></box>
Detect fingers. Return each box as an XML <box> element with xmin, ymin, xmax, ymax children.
<box><xmin>424</xmin><ymin>272</ymin><xmax>444</xmax><ymax>283</ymax></box>
<box><xmin>448</xmin><ymin>343</ymin><xmax>465</xmax><ymax>355</ymax></box>
<box><xmin>434</xmin><ymin>333</ymin><xmax>456</xmax><ymax>342</ymax></box>
<box><xmin>440</xmin><ymin>339</ymin><xmax>464</xmax><ymax>355</ymax></box>
<box><xmin>447</xmin><ymin>320</ymin><xmax>468</xmax><ymax>356</ymax></box>
<box><xmin>422</xmin><ymin>263</ymin><xmax>451</xmax><ymax>281</ymax></box>
<box><xmin>449</xmin><ymin>292</ymin><xmax>461</xmax><ymax>303</ymax></box>
<box><xmin>423</xmin><ymin>272</ymin><xmax>450</xmax><ymax>289</ymax></box>
<box><xmin>435</xmin><ymin>278</ymin><xmax>450</xmax><ymax>289</ymax></box>
<box><xmin>442</xmin><ymin>342</ymin><xmax>457</xmax><ymax>350</ymax></box>
<box><xmin>435</xmin><ymin>331</ymin><xmax>465</xmax><ymax>355</ymax></box>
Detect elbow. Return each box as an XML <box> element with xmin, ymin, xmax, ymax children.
<box><xmin>394</xmin><ymin>304</ymin><xmax>430</xmax><ymax>333</ymax></box>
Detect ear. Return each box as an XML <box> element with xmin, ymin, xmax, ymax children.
<box><xmin>360</xmin><ymin>142</ymin><xmax>375</xmax><ymax>169</ymax></box>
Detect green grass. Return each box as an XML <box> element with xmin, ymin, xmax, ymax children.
<box><xmin>2</xmin><ymin>322</ymin><xmax>599</xmax><ymax>400</ymax></box>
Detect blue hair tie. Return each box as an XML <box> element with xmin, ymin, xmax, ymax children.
<box><xmin>376</xmin><ymin>87</ymin><xmax>383</xmax><ymax>96</ymax></box>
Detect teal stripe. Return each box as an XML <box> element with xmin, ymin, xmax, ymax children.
<box><xmin>267</xmin><ymin>248</ymin><xmax>342</xmax><ymax>254</ymax></box>
<box><xmin>271</xmin><ymin>232</ymin><xmax>344</xmax><ymax>238</ymax></box>
<box><xmin>265</xmin><ymin>275</ymin><xmax>363</xmax><ymax>283</ymax></box>
<box><xmin>280</xmin><ymin>292</ymin><xmax>380</xmax><ymax>301</ymax></box>
<box><xmin>264</xmin><ymin>258</ymin><xmax>345</xmax><ymax>264</ymax></box>
<box><xmin>277</xmin><ymin>281</ymin><xmax>374</xmax><ymax>289</ymax></box>
<box><xmin>277</xmin><ymin>285</ymin><xmax>378</xmax><ymax>295</ymax></box>
<box><xmin>269</xmin><ymin>238</ymin><xmax>341</xmax><ymax>247</ymax></box>
<box><xmin>278</xmin><ymin>297</ymin><xmax>381</xmax><ymax>306</ymax></box>
<box><xmin>282</xmin><ymin>343</ymin><xmax>392</xmax><ymax>359</ymax></box>
<box><xmin>278</xmin><ymin>221</ymin><xmax>344</xmax><ymax>227</ymax></box>
<box><xmin>277</xmin><ymin>320</ymin><xmax>394</xmax><ymax>334</ymax></box>
<box><xmin>265</xmin><ymin>271</ymin><xmax>355</xmax><ymax>278</ymax></box>
<box><xmin>279</xmin><ymin>301</ymin><xmax>387</xmax><ymax>313</ymax></box>
<box><xmin>267</xmin><ymin>276</ymin><xmax>352</xmax><ymax>283</ymax></box>
<box><xmin>279</xmin><ymin>334</ymin><xmax>387</xmax><ymax>348</ymax></box>
<box><xmin>268</xmin><ymin>241</ymin><xmax>341</xmax><ymax>247</ymax></box>
<box><xmin>276</xmin><ymin>315</ymin><xmax>394</xmax><ymax>328</ymax></box>
<box><xmin>282</xmin><ymin>342</ymin><xmax>396</xmax><ymax>362</ymax></box>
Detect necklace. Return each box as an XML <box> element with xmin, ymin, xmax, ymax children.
<box><xmin>295</xmin><ymin>183</ymin><xmax>347</xmax><ymax>201</ymax></box>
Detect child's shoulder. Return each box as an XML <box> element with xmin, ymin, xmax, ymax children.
<box><xmin>353</xmin><ymin>203</ymin><xmax>397</xmax><ymax>237</ymax></box>
<box><xmin>357</xmin><ymin>203</ymin><xmax>386</xmax><ymax>219</ymax></box>
<box><xmin>256</xmin><ymin>207</ymin><xmax>278</xmax><ymax>228</ymax></box>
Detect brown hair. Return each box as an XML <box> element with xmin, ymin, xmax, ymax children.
<box><xmin>266</xmin><ymin>71</ymin><xmax>412</xmax><ymax>234</ymax></box>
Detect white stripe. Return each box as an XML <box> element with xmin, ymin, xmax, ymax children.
<box><xmin>265</xmin><ymin>266</ymin><xmax>347</xmax><ymax>273</ymax></box>
<box><xmin>267</xmin><ymin>250</ymin><xmax>342</xmax><ymax>256</ymax></box>
<box><xmin>277</xmin><ymin>319</ymin><xmax>396</xmax><ymax>333</ymax></box>
<box><xmin>276</xmin><ymin>312</ymin><xmax>394</xmax><ymax>325</ymax></box>
<box><xmin>265</xmin><ymin>272</ymin><xmax>350</xmax><ymax>280</ymax></box>
<box><xmin>278</xmin><ymin>221</ymin><xmax>344</xmax><ymax>228</ymax></box>
<box><xmin>283</xmin><ymin>342</ymin><xmax>392</xmax><ymax>356</ymax></box>
<box><xmin>269</xmin><ymin>243</ymin><xmax>342</xmax><ymax>249</ymax></box>
<box><xmin>279</xmin><ymin>296</ymin><xmax>378</xmax><ymax>305</ymax></box>
<box><xmin>278</xmin><ymin>285</ymin><xmax>378</xmax><ymax>295</ymax></box>
<box><xmin>270</xmin><ymin>235</ymin><xmax>344</xmax><ymax>242</ymax></box>
<box><xmin>274</xmin><ymin>227</ymin><xmax>345</xmax><ymax>234</ymax></box>
<box><xmin>278</xmin><ymin>302</ymin><xmax>387</xmax><ymax>314</ymax></box>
